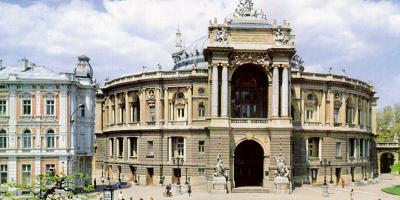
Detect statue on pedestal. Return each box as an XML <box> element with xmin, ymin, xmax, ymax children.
<box><xmin>214</xmin><ymin>153</ymin><xmax>227</xmax><ymax>178</ymax></box>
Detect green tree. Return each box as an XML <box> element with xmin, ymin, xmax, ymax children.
<box><xmin>0</xmin><ymin>173</ymin><xmax>95</xmax><ymax>200</ymax></box>
<box><xmin>390</xmin><ymin>161</ymin><xmax>400</xmax><ymax>174</ymax></box>
<box><xmin>377</xmin><ymin>104</ymin><xmax>400</xmax><ymax>142</ymax></box>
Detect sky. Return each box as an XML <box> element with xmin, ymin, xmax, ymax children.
<box><xmin>0</xmin><ymin>0</ymin><xmax>399</xmax><ymax>107</ymax></box>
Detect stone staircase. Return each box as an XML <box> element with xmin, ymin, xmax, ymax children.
<box><xmin>379</xmin><ymin>173</ymin><xmax>394</xmax><ymax>180</ymax></box>
<box><xmin>232</xmin><ymin>186</ymin><xmax>269</xmax><ymax>193</ymax></box>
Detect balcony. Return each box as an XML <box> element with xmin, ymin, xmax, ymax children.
<box><xmin>230</xmin><ymin>118</ymin><xmax>268</xmax><ymax>128</ymax></box>
<box><xmin>304</xmin><ymin>121</ymin><xmax>322</xmax><ymax>127</ymax></box>
<box><xmin>376</xmin><ymin>142</ymin><xmax>400</xmax><ymax>149</ymax></box>
<box><xmin>308</xmin><ymin>156</ymin><xmax>320</xmax><ymax>165</ymax></box>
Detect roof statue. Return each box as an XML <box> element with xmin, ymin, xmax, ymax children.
<box><xmin>232</xmin><ymin>0</ymin><xmax>266</xmax><ymax>20</ymax></box>
<box><xmin>290</xmin><ymin>55</ymin><xmax>305</xmax><ymax>72</ymax></box>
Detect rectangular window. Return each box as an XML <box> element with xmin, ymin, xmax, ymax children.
<box><xmin>334</xmin><ymin>108</ymin><xmax>339</xmax><ymax>123</ymax></box>
<box><xmin>349</xmin><ymin>138</ymin><xmax>356</xmax><ymax>158</ymax></box>
<box><xmin>359</xmin><ymin>139</ymin><xmax>364</xmax><ymax>157</ymax></box>
<box><xmin>117</xmin><ymin>137</ymin><xmax>123</xmax><ymax>157</ymax></box>
<box><xmin>23</xmin><ymin>99</ymin><xmax>31</xmax><ymax>115</ymax></box>
<box><xmin>198</xmin><ymin>106</ymin><xmax>205</xmax><ymax>118</ymax></box>
<box><xmin>305</xmin><ymin>109</ymin><xmax>314</xmax><ymax>121</ymax></box>
<box><xmin>21</xmin><ymin>164</ymin><xmax>31</xmax><ymax>185</ymax></box>
<box><xmin>45</xmin><ymin>164</ymin><xmax>55</xmax><ymax>174</ymax></box>
<box><xmin>147</xmin><ymin>141</ymin><xmax>154</xmax><ymax>156</ymax></box>
<box><xmin>0</xmin><ymin>100</ymin><xmax>6</xmax><ymax>116</ymax></box>
<box><xmin>46</xmin><ymin>136</ymin><xmax>55</xmax><ymax>148</ymax></box>
<box><xmin>0</xmin><ymin>136</ymin><xmax>6</xmax><ymax>148</ymax></box>
<box><xmin>172</xmin><ymin>137</ymin><xmax>184</xmax><ymax>158</ymax></box>
<box><xmin>149</xmin><ymin>106</ymin><xmax>156</xmax><ymax>122</ymax></box>
<box><xmin>198</xmin><ymin>168</ymin><xmax>205</xmax><ymax>176</ymax></box>
<box><xmin>335</xmin><ymin>142</ymin><xmax>341</xmax><ymax>157</ymax></box>
<box><xmin>129</xmin><ymin>137</ymin><xmax>138</xmax><ymax>157</ymax></box>
<box><xmin>23</xmin><ymin>135</ymin><xmax>31</xmax><ymax>149</ymax></box>
<box><xmin>198</xmin><ymin>141</ymin><xmax>205</xmax><ymax>153</ymax></box>
<box><xmin>308</xmin><ymin>137</ymin><xmax>320</xmax><ymax>158</ymax></box>
<box><xmin>46</xmin><ymin>99</ymin><xmax>55</xmax><ymax>116</ymax></box>
<box><xmin>109</xmin><ymin>138</ymin><xmax>114</xmax><ymax>157</ymax></box>
<box><xmin>0</xmin><ymin>165</ymin><xmax>7</xmax><ymax>184</ymax></box>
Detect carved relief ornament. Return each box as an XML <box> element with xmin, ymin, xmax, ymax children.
<box><xmin>229</xmin><ymin>52</ymin><xmax>271</xmax><ymax>69</ymax></box>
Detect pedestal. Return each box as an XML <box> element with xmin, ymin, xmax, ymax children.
<box><xmin>274</xmin><ymin>177</ymin><xmax>289</xmax><ymax>193</ymax></box>
<box><xmin>210</xmin><ymin>177</ymin><xmax>227</xmax><ymax>194</ymax></box>
<box><xmin>322</xmin><ymin>184</ymin><xmax>329</xmax><ymax>197</ymax></box>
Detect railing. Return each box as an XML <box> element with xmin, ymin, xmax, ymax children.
<box><xmin>230</xmin><ymin>118</ymin><xmax>268</xmax><ymax>124</ymax></box>
<box><xmin>376</xmin><ymin>142</ymin><xmax>400</xmax><ymax>148</ymax></box>
<box><xmin>304</xmin><ymin>121</ymin><xmax>322</xmax><ymax>126</ymax></box>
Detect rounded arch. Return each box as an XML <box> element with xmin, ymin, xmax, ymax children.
<box><xmin>380</xmin><ymin>152</ymin><xmax>395</xmax><ymax>173</ymax></box>
<box><xmin>231</xmin><ymin>64</ymin><xmax>268</xmax><ymax>118</ymax></box>
<box><xmin>173</xmin><ymin>91</ymin><xmax>185</xmax><ymax>100</ymax></box>
<box><xmin>0</xmin><ymin>129</ymin><xmax>6</xmax><ymax>134</ymax></box>
<box><xmin>23</xmin><ymin>129</ymin><xmax>31</xmax><ymax>134</ymax></box>
<box><xmin>234</xmin><ymin>139</ymin><xmax>264</xmax><ymax>187</ymax></box>
<box><xmin>46</xmin><ymin>129</ymin><xmax>55</xmax><ymax>134</ymax></box>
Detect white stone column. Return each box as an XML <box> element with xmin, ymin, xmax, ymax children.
<box><xmin>221</xmin><ymin>65</ymin><xmax>228</xmax><ymax>117</ymax></box>
<box><xmin>305</xmin><ymin>137</ymin><xmax>309</xmax><ymax>161</ymax></box>
<box><xmin>211</xmin><ymin>65</ymin><xmax>219</xmax><ymax>117</ymax></box>
<box><xmin>164</xmin><ymin>88</ymin><xmax>169</xmax><ymax>124</ymax></box>
<box><xmin>168</xmin><ymin>137</ymin><xmax>172</xmax><ymax>162</ymax></box>
<box><xmin>188</xmin><ymin>87</ymin><xmax>192</xmax><ymax>124</ymax></box>
<box><xmin>319</xmin><ymin>138</ymin><xmax>322</xmax><ymax>161</ymax></box>
<box><xmin>281</xmin><ymin>66</ymin><xmax>289</xmax><ymax>117</ymax></box>
<box><xmin>59</xmin><ymin>86</ymin><xmax>68</xmax><ymax>149</ymax></box>
<box><xmin>139</xmin><ymin>90</ymin><xmax>145</xmax><ymax>125</ymax></box>
<box><xmin>272</xmin><ymin>66</ymin><xmax>279</xmax><ymax>117</ymax></box>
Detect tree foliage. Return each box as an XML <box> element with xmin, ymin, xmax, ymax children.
<box><xmin>377</xmin><ymin>103</ymin><xmax>400</xmax><ymax>142</ymax></box>
<box><xmin>391</xmin><ymin>161</ymin><xmax>400</xmax><ymax>174</ymax></box>
<box><xmin>0</xmin><ymin>173</ymin><xmax>95</xmax><ymax>200</ymax></box>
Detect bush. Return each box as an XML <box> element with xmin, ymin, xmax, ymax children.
<box><xmin>390</xmin><ymin>161</ymin><xmax>400</xmax><ymax>174</ymax></box>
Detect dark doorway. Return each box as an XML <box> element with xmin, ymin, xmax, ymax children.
<box><xmin>173</xmin><ymin>168</ymin><xmax>181</xmax><ymax>184</ymax></box>
<box><xmin>146</xmin><ymin>168</ymin><xmax>154</xmax><ymax>185</ymax></box>
<box><xmin>231</xmin><ymin>64</ymin><xmax>268</xmax><ymax>118</ymax></box>
<box><xmin>351</xmin><ymin>167</ymin><xmax>355</xmax><ymax>182</ymax></box>
<box><xmin>335</xmin><ymin>168</ymin><xmax>341</xmax><ymax>184</ymax></box>
<box><xmin>234</xmin><ymin>140</ymin><xmax>264</xmax><ymax>187</ymax></box>
<box><xmin>311</xmin><ymin>169</ymin><xmax>318</xmax><ymax>184</ymax></box>
<box><xmin>381</xmin><ymin>153</ymin><xmax>395</xmax><ymax>173</ymax></box>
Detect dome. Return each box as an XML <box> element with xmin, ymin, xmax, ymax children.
<box><xmin>172</xmin><ymin>36</ymin><xmax>209</xmax><ymax>70</ymax></box>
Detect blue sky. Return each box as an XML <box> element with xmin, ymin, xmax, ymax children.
<box><xmin>0</xmin><ymin>0</ymin><xmax>399</xmax><ymax>107</ymax></box>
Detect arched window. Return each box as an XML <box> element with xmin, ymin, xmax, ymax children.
<box><xmin>46</xmin><ymin>129</ymin><xmax>55</xmax><ymax>149</ymax></box>
<box><xmin>305</xmin><ymin>93</ymin><xmax>317</xmax><ymax>122</ymax></box>
<box><xmin>198</xmin><ymin>102</ymin><xmax>205</xmax><ymax>118</ymax></box>
<box><xmin>176</xmin><ymin>92</ymin><xmax>185</xmax><ymax>99</ymax></box>
<box><xmin>0</xmin><ymin>129</ymin><xmax>6</xmax><ymax>149</ymax></box>
<box><xmin>22</xmin><ymin>129</ymin><xmax>32</xmax><ymax>149</ymax></box>
<box><xmin>174</xmin><ymin>91</ymin><xmax>186</xmax><ymax>121</ymax></box>
<box><xmin>346</xmin><ymin>98</ymin><xmax>354</xmax><ymax>124</ymax></box>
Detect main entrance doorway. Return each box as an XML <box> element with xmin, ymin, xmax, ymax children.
<box><xmin>234</xmin><ymin>140</ymin><xmax>264</xmax><ymax>187</ymax></box>
<box><xmin>380</xmin><ymin>153</ymin><xmax>394</xmax><ymax>173</ymax></box>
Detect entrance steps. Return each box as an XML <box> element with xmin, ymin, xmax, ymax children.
<box><xmin>232</xmin><ymin>186</ymin><xmax>269</xmax><ymax>193</ymax></box>
<box><xmin>379</xmin><ymin>173</ymin><xmax>394</xmax><ymax>180</ymax></box>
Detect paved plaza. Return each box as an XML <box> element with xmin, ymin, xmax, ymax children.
<box><xmin>93</xmin><ymin>175</ymin><xmax>400</xmax><ymax>200</ymax></box>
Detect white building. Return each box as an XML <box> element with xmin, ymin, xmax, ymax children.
<box><xmin>0</xmin><ymin>56</ymin><xmax>96</xmax><ymax>187</ymax></box>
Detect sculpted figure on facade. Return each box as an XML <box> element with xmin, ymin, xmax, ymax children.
<box><xmin>214</xmin><ymin>153</ymin><xmax>227</xmax><ymax>178</ymax></box>
<box><xmin>274</xmin><ymin>29</ymin><xmax>289</xmax><ymax>45</ymax></box>
<box><xmin>274</xmin><ymin>155</ymin><xmax>289</xmax><ymax>178</ymax></box>
<box><xmin>214</xmin><ymin>28</ymin><xmax>228</xmax><ymax>45</ymax></box>
<box><xmin>233</xmin><ymin>0</ymin><xmax>266</xmax><ymax>19</ymax></box>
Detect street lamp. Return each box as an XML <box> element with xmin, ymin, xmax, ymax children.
<box><xmin>320</xmin><ymin>159</ymin><xmax>331</xmax><ymax>185</ymax></box>
<box><xmin>329</xmin><ymin>163</ymin><xmax>334</xmax><ymax>184</ymax></box>
<box><xmin>185</xmin><ymin>168</ymin><xmax>188</xmax><ymax>185</ymax></box>
<box><xmin>70</xmin><ymin>104</ymin><xmax>85</xmax><ymax>123</ymax></box>
<box><xmin>320</xmin><ymin>159</ymin><xmax>331</xmax><ymax>197</ymax></box>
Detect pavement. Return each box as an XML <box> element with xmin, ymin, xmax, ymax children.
<box><xmin>92</xmin><ymin>176</ymin><xmax>400</xmax><ymax>200</ymax></box>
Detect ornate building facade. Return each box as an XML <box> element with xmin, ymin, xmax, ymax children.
<box><xmin>94</xmin><ymin>0</ymin><xmax>378</xmax><ymax>191</ymax></box>
<box><xmin>0</xmin><ymin>56</ymin><xmax>96</xmax><ymax>188</ymax></box>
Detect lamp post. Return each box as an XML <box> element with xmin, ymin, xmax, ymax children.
<box><xmin>320</xmin><ymin>159</ymin><xmax>331</xmax><ymax>197</ymax></box>
<box><xmin>329</xmin><ymin>164</ymin><xmax>333</xmax><ymax>184</ymax></box>
<box><xmin>185</xmin><ymin>168</ymin><xmax>188</xmax><ymax>185</ymax></box>
<box><xmin>173</xmin><ymin>157</ymin><xmax>184</xmax><ymax>194</ymax></box>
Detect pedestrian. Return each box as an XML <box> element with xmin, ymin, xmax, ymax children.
<box><xmin>102</xmin><ymin>177</ymin><xmax>105</xmax><ymax>184</ymax></box>
<box><xmin>94</xmin><ymin>178</ymin><xmax>97</xmax><ymax>190</ymax></box>
<box><xmin>188</xmin><ymin>183</ymin><xmax>192</xmax><ymax>196</ymax></box>
<box><xmin>340</xmin><ymin>177</ymin><xmax>345</xmax><ymax>188</ymax></box>
<box><xmin>150</xmin><ymin>197</ymin><xmax>154</xmax><ymax>200</ymax></box>
<box><xmin>118</xmin><ymin>191</ymin><xmax>124</xmax><ymax>200</ymax></box>
<box><xmin>350</xmin><ymin>188</ymin><xmax>355</xmax><ymax>200</ymax></box>
<box><xmin>130</xmin><ymin>198</ymin><xmax>133</xmax><ymax>200</ymax></box>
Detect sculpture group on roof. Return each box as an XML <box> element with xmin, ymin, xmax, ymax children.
<box><xmin>233</xmin><ymin>0</ymin><xmax>267</xmax><ymax>20</ymax></box>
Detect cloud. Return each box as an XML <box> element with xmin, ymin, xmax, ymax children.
<box><xmin>0</xmin><ymin>0</ymin><xmax>399</xmax><ymax>107</ymax></box>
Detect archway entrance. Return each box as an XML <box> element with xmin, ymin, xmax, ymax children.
<box><xmin>231</xmin><ymin>64</ymin><xmax>268</xmax><ymax>118</ymax></box>
<box><xmin>234</xmin><ymin>140</ymin><xmax>264</xmax><ymax>187</ymax></box>
<box><xmin>380</xmin><ymin>153</ymin><xmax>394</xmax><ymax>173</ymax></box>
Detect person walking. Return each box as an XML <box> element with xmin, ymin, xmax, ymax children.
<box><xmin>340</xmin><ymin>177</ymin><xmax>345</xmax><ymax>188</ymax></box>
<box><xmin>94</xmin><ymin>178</ymin><xmax>97</xmax><ymax>190</ymax></box>
<box><xmin>188</xmin><ymin>183</ymin><xmax>192</xmax><ymax>196</ymax></box>
<box><xmin>350</xmin><ymin>189</ymin><xmax>355</xmax><ymax>200</ymax></box>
